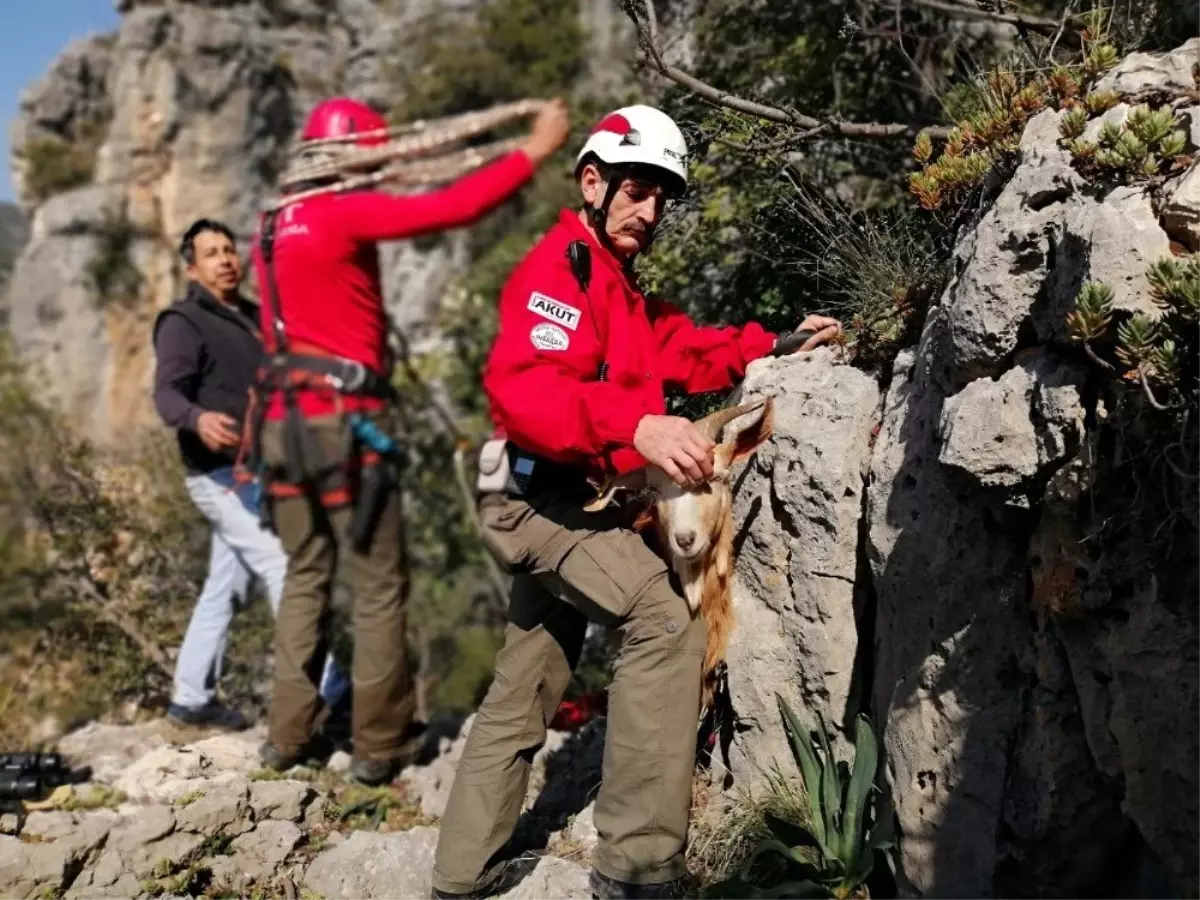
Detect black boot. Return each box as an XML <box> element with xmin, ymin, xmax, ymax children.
<box><xmin>588</xmin><ymin>869</ymin><xmax>693</xmax><ymax>900</ymax></box>
<box><xmin>348</xmin><ymin>721</ymin><xmax>429</xmax><ymax>786</ymax></box>
<box><xmin>258</xmin><ymin>732</ymin><xmax>333</xmax><ymax>772</ymax></box>
<box><xmin>430</xmin><ymin>858</ymin><xmax>532</xmax><ymax>899</ymax></box>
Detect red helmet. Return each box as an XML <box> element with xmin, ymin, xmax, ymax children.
<box><xmin>301</xmin><ymin>98</ymin><xmax>388</xmax><ymax>147</ymax></box>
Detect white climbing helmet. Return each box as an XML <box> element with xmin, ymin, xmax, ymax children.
<box><xmin>574</xmin><ymin>105</ymin><xmax>689</xmax><ymax>196</ymax></box>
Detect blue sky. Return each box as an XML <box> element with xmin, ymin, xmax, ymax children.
<box><xmin>1</xmin><ymin>2</ymin><xmax>121</xmax><ymax>202</ymax></box>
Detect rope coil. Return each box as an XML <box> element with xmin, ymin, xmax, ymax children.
<box><xmin>269</xmin><ymin>98</ymin><xmax>547</xmax><ymax>211</ymax></box>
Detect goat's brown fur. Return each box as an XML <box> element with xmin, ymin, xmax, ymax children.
<box><xmin>604</xmin><ymin>397</ymin><xmax>775</xmax><ymax>717</ymax></box>
<box><xmin>698</xmin><ymin>501</ymin><xmax>735</xmax><ymax>710</ymax></box>
<box><xmin>636</xmin><ymin>500</ymin><xmax>736</xmax><ymax>713</ymax></box>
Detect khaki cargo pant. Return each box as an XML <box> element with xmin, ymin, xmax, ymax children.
<box><xmin>431</xmin><ymin>487</ymin><xmax>706</xmax><ymax>893</ymax></box>
<box><xmin>260</xmin><ymin>414</ymin><xmax>415</xmax><ymax>760</ymax></box>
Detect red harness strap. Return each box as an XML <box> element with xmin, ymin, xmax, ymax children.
<box><xmin>234</xmin><ymin>338</ymin><xmax>385</xmax><ymax>510</ymax></box>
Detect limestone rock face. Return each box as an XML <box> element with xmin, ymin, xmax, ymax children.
<box><xmin>1162</xmin><ymin>160</ymin><xmax>1200</xmax><ymax>251</ymax></box>
<box><xmin>1092</xmin><ymin>36</ymin><xmax>1200</xmax><ymax>100</ymax></box>
<box><xmin>705</xmin><ymin>37</ymin><xmax>1198</xmax><ymax>900</ymax></box>
<box><xmin>860</xmin><ymin>40</ymin><xmax>1199</xmax><ymax>898</ymax></box>
<box><xmin>720</xmin><ymin>349</ymin><xmax>880</xmax><ymax>785</ymax></box>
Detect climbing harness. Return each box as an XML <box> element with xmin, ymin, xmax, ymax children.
<box><xmin>234</xmin><ymin>207</ymin><xmax>407</xmax><ymax>547</ymax></box>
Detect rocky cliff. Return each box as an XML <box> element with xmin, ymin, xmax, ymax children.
<box><xmin>0</xmin><ymin>202</ymin><xmax>29</xmax><ymax>282</ymax></box>
<box><xmin>723</xmin><ymin>39</ymin><xmax>1199</xmax><ymax>898</ymax></box>
<box><xmin>3</xmin><ymin>0</ymin><xmax>631</xmax><ymax>444</ymax></box>
<box><xmin>5</xmin><ymin>7</ymin><xmax>1198</xmax><ymax>899</ymax></box>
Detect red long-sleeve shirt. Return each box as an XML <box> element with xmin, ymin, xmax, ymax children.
<box><xmin>484</xmin><ymin>209</ymin><xmax>777</xmax><ymax>477</ymax></box>
<box><xmin>251</xmin><ymin>150</ymin><xmax>535</xmax><ymax>419</ymax></box>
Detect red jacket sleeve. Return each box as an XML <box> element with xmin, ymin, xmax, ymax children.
<box><xmin>650</xmin><ymin>297</ymin><xmax>778</xmax><ymax>393</ymax></box>
<box><xmin>484</xmin><ymin>261</ymin><xmax>654</xmax><ymax>466</ymax></box>
<box><xmin>335</xmin><ymin>150</ymin><xmax>535</xmax><ymax>242</ymax></box>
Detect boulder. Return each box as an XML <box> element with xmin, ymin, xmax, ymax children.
<box><xmin>175</xmin><ymin>783</ymin><xmax>250</xmax><ymax>836</ymax></box>
<box><xmin>722</xmin><ymin>349</ymin><xmax>880</xmax><ymax>785</ymax></box>
<box><xmin>303</xmin><ymin>827</ymin><xmax>439</xmax><ymax>899</ymax></box>
<box><xmin>1093</xmin><ymin>37</ymin><xmax>1200</xmax><ymax>100</ymax></box>
<box><xmin>937</xmin><ymin>351</ymin><xmax>1087</xmax><ymax>499</ymax></box>
<box><xmin>936</xmin><ymin>108</ymin><xmax>1081</xmax><ymax>385</ymax></box>
<box><xmin>1161</xmin><ymin>161</ymin><xmax>1200</xmax><ymax>252</ymax></box>
<box><xmin>249</xmin><ymin>779</ymin><xmax>314</xmax><ymax>822</ymax></box>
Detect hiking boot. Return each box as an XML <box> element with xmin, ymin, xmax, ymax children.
<box><xmin>348</xmin><ymin>756</ymin><xmax>397</xmax><ymax>786</ymax></box>
<box><xmin>588</xmin><ymin>869</ymin><xmax>692</xmax><ymax>900</ymax></box>
<box><xmin>349</xmin><ymin>720</ymin><xmax>430</xmax><ymax>785</ymax></box>
<box><xmin>258</xmin><ymin>735</ymin><xmax>332</xmax><ymax>772</ymax></box>
<box><xmin>166</xmin><ymin>701</ymin><xmax>249</xmax><ymax>731</ymax></box>
<box><xmin>429</xmin><ymin>858</ymin><xmax>532</xmax><ymax>899</ymax></box>
<box><xmin>258</xmin><ymin>741</ymin><xmax>304</xmax><ymax>772</ymax></box>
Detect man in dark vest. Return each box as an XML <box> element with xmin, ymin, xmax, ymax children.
<box><xmin>153</xmin><ymin>218</ymin><xmax>348</xmax><ymax>730</ymax></box>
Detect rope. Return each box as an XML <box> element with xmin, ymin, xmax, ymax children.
<box><xmin>270</xmin><ymin>138</ymin><xmax>526</xmax><ymax>211</ymax></box>
<box><xmin>271</xmin><ymin>98</ymin><xmax>545</xmax><ymax>207</ymax></box>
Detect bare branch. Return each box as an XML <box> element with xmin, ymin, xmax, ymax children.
<box><xmin>624</xmin><ymin>0</ymin><xmax>949</xmax><ymax>141</ymax></box>
<box><xmin>642</xmin><ymin>0</ymin><xmax>660</xmax><ymax>43</ymax></box>
<box><xmin>1083</xmin><ymin>341</ymin><xmax>1115</xmax><ymax>372</ymax></box>
<box><xmin>1163</xmin><ymin>448</ymin><xmax>1200</xmax><ymax>481</ymax></box>
<box><xmin>1048</xmin><ymin>0</ymin><xmax>1082</xmax><ymax>60</ymax></box>
<box><xmin>894</xmin><ymin>0</ymin><xmax>943</xmax><ymax>101</ymax></box>
<box><xmin>1138</xmin><ymin>364</ymin><xmax>1181</xmax><ymax>411</ymax></box>
<box><xmin>83</xmin><ymin>593</ymin><xmax>174</xmax><ymax>679</ymax></box>
<box><xmin>901</xmin><ymin>0</ymin><xmax>1077</xmax><ymax>36</ymax></box>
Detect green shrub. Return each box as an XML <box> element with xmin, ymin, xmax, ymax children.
<box><xmin>389</xmin><ymin>0</ymin><xmax>585</xmax><ymax>122</ymax></box>
<box><xmin>0</xmin><ymin>339</ymin><xmax>276</xmax><ymax>746</ymax></box>
<box><xmin>20</xmin><ymin>137</ymin><xmax>96</xmax><ymax>204</ymax></box>
<box><xmin>701</xmin><ymin>696</ymin><xmax>895</xmax><ymax>899</ymax></box>
<box><xmin>19</xmin><ymin>117</ymin><xmax>108</xmax><ymax>205</ymax></box>
<box><xmin>87</xmin><ymin>214</ymin><xmax>143</xmax><ymax>308</ymax></box>
<box><xmin>1061</xmin><ymin>103</ymin><xmax>1191</xmax><ymax>183</ymax></box>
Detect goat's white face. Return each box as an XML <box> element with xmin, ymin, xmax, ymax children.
<box><xmin>648</xmin><ymin>470</ymin><xmax>732</xmax><ymax>562</ymax></box>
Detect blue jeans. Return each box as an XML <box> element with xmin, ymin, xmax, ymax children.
<box><xmin>172</xmin><ymin>466</ymin><xmax>351</xmax><ymax>710</ymax></box>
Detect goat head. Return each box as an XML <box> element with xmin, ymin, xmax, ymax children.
<box><xmin>583</xmin><ymin>396</ymin><xmax>773</xmax><ymax>710</ymax></box>
<box><xmin>584</xmin><ymin>396</ymin><xmax>775</xmax><ymax>576</ymax></box>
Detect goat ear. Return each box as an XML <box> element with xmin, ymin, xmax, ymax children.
<box><xmin>714</xmin><ymin>396</ymin><xmax>774</xmax><ymax>473</ymax></box>
<box><xmin>582</xmin><ymin>469</ymin><xmax>647</xmax><ymax>512</ymax></box>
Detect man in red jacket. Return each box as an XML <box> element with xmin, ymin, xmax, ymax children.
<box><xmin>431</xmin><ymin>105</ymin><xmax>840</xmax><ymax>899</ymax></box>
<box><xmin>250</xmin><ymin>96</ymin><xmax>570</xmax><ymax>786</ymax></box>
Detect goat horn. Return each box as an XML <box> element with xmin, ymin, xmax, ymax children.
<box><xmin>694</xmin><ymin>397</ymin><xmax>770</xmax><ymax>442</ymax></box>
<box><xmin>583</xmin><ymin>469</ymin><xmax>646</xmax><ymax>512</ymax></box>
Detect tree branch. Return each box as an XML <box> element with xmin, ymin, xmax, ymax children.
<box><xmin>901</xmin><ymin>0</ymin><xmax>1075</xmax><ymax>36</ymax></box>
<box><xmin>623</xmin><ymin>0</ymin><xmax>949</xmax><ymax>141</ymax></box>
<box><xmin>387</xmin><ymin>316</ymin><xmax>510</xmax><ymax>607</ymax></box>
<box><xmin>90</xmin><ymin>600</ymin><xmax>175</xmax><ymax>680</ymax></box>
<box><xmin>1138</xmin><ymin>364</ymin><xmax>1180</xmax><ymax>411</ymax></box>
<box><xmin>1083</xmin><ymin>341</ymin><xmax>1115</xmax><ymax>372</ymax></box>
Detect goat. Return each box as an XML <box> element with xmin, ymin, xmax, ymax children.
<box><xmin>583</xmin><ymin>397</ymin><xmax>775</xmax><ymax>706</ymax></box>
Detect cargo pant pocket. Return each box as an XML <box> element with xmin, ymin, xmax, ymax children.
<box><xmin>478</xmin><ymin>494</ymin><xmax>533</xmax><ymax>572</ymax></box>
<box><xmin>553</xmin><ymin>528</ymin><xmax>672</xmax><ymax>623</ymax></box>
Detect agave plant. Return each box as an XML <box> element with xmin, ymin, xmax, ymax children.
<box><xmin>701</xmin><ymin>696</ymin><xmax>896</xmax><ymax>899</ymax></box>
